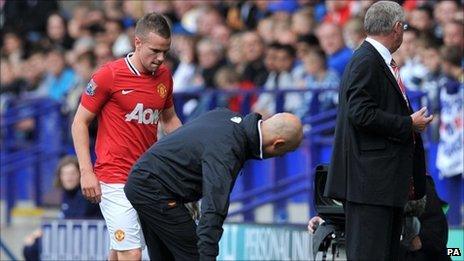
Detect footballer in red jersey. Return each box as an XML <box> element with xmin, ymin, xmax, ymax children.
<box><xmin>72</xmin><ymin>13</ymin><xmax>182</xmax><ymax>261</ymax></box>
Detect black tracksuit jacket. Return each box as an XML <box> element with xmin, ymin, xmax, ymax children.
<box><xmin>129</xmin><ymin>108</ymin><xmax>263</xmax><ymax>258</ymax></box>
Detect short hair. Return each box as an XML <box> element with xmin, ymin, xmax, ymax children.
<box><xmin>415</xmin><ymin>5</ymin><xmax>433</xmax><ymax>20</ymax></box>
<box><xmin>214</xmin><ymin>66</ymin><xmax>240</xmax><ymax>87</ymax></box>
<box><xmin>275</xmin><ymin>43</ymin><xmax>296</xmax><ymax>58</ymax></box>
<box><xmin>404</xmin><ymin>26</ymin><xmax>420</xmax><ymax>37</ymax></box>
<box><xmin>364</xmin><ymin>1</ymin><xmax>405</xmax><ymax>35</ymax></box>
<box><xmin>306</xmin><ymin>48</ymin><xmax>327</xmax><ymax>67</ymax></box>
<box><xmin>135</xmin><ymin>12</ymin><xmax>171</xmax><ymax>39</ymax></box>
<box><xmin>441</xmin><ymin>46</ymin><xmax>461</xmax><ymax>67</ymax></box>
<box><xmin>297</xmin><ymin>33</ymin><xmax>320</xmax><ymax>47</ymax></box>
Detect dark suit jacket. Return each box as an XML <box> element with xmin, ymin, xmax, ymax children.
<box><xmin>324</xmin><ymin>41</ymin><xmax>426</xmax><ymax>208</ymax></box>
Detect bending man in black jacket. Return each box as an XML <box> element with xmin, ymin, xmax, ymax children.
<box><xmin>124</xmin><ymin>108</ymin><xmax>303</xmax><ymax>260</ymax></box>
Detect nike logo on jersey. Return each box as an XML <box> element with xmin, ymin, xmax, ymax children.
<box><xmin>122</xmin><ymin>90</ymin><xmax>135</xmax><ymax>95</ymax></box>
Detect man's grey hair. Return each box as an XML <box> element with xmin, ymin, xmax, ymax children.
<box><xmin>364</xmin><ymin>1</ymin><xmax>405</xmax><ymax>35</ymax></box>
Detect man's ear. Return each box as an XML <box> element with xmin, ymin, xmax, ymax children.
<box><xmin>272</xmin><ymin>139</ymin><xmax>286</xmax><ymax>150</ymax></box>
<box><xmin>134</xmin><ymin>36</ymin><xmax>142</xmax><ymax>48</ymax></box>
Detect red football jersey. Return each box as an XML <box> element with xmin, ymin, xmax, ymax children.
<box><xmin>80</xmin><ymin>53</ymin><xmax>174</xmax><ymax>183</ymax></box>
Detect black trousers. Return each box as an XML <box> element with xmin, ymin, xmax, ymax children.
<box><xmin>125</xmin><ymin>174</ymin><xmax>199</xmax><ymax>261</ymax></box>
<box><xmin>345</xmin><ymin>201</ymin><xmax>404</xmax><ymax>261</ymax></box>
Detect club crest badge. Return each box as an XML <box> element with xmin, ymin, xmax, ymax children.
<box><xmin>230</xmin><ymin>116</ymin><xmax>242</xmax><ymax>124</ymax></box>
<box><xmin>114</xmin><ymin>229</ymin><xmax>125</xmax><ymax>241</ymax></box>
<box><xmin>85</xmin><ymin>79</ymin><xmax>97</xmax><ymax>96</ymax></box>
<box><xmin>157</xmin><ymin>83</ymin><xmax>167</xmax><ymax>99</ymax></box>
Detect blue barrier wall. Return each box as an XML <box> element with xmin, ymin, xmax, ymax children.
<box><xmin>1</xmin><ymin>89</ymin><xmax>462</xmax><ymax>226</ymax></box>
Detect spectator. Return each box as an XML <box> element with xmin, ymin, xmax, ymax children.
<box><xmin>196</xmin><ymin>6</ymin><xmax>225</xmax><ymax>37</ymax></box>
<box><xmin>66</xmin><ymin>51</ymin><xmax>97</xmax><ymax>117</ymax></box>
<box><xmin>173</xmin><ymin>35</ymin><xmax>200</xmax><ymax>92</ymax></box>
<box><xmin>323</xmin><ymin>0</ymin><xmax>355</xmax><ymax>26</ymax></box>
<box><xmin>94</xmin><ymin>42</ymin><xmax>115</xmax><ymax>67</ymax></box>
<box><xmin>214</xmin><ymin>66</ymin><xmax>255</xmax><ymax>112</ymax></box>
<box><xmin>196</xmin><ymin>38</ymin><xmax>226</xmax><ymax>88</ymax></box>
<box><xmin>436</xmin><ymin>46</ymin><xmax>463</xmax><ymax>227</ymax></box>
<box><xmin>2</xmin><ymin>0</ymin><xmax>58</xmax><ymax>36</ymax></box>
<box><xmin>291</xmin><ymin>7</ymin><xmax>316</xmax><ymax>37</ymax></box>
<box><xmin>409</xmin><ymin>5</ymin><xmax>436</xmax><ymax>37</ymax></box>
<box><xmin>257</xmin><ymin>17</ymin><xmax>276</xmax><ymax>44</ymax></box>
<box><xmin>211</xmin><ymin>24</ymin><xmax>232</xmax><ymax>47</ymax></box>
<box><xmin>299</xmin><ymin>48</ymin><xmax>340</xmax><ymax>114</ymax></box>
<box><xmin>343</xmin><ymin>17</ymin><xmax>366</xmax><ymax>50</ymax></box>
<box><xmin>226</xmin><ymin>32</ymin><xmax>246</xmax><ymax>75</ymax></box>
<box><xmin>242</xmin><ymin>31</ymin><xmax>268</xmax><ymax>87</ymax></box>
<box><xmin>274</xmin><ymin>17</ymin><xmax>297</xmax><ymax>45</ymax></box>
<box><xmin>419</xmin><ymin>41</ymin><xmax>445</xmax><ymax>142</ymax></box>
<box><xmin>1</xmin><ymin>32</ymin><xmax>25</xmax><ymax>76</ymax></box>
<box><xmin>21</xmin><ymin>50</ymin><xmax>49</xmax><ymax>98</ymax></box>
<box><xmin>398</xmin><ymin>27</ymin><xmax>428</xmax><ymax>91</ymax></box>
<box><xmin>44</xmin><ymin>13</ymin><xmax>74</xmax><ymax>50</ymax></box>
<box><xmin>67</xmin><ymin>5</ymin><xmax>90</xmax><ymax>39</ymax></box>
<box><xmin>253</xmin><ymin>43</ymin><xmax>302</xmax><ymax>118</ymax></box>
<box><xmin>443</xmin><ymin>20</ymin><xmax>463</xmax><ymax>48</ymax></box>
<box><xmin>23</xmin><ymin>155</ymin><xmax>102</xmax><ymax>261</ymax></box>
<box><xmin>295</xmin><ymin>33</ymin><xmax>320</xmax><ymax>62</ymax></box>
<box><xmin>434</xmin><ymin>1</ymin><xmax>459</xmax><ymax>38</ymax></box>
<box><xmin>0</xmin><ymin>59</ymin><xmax>24</xmax><ymax>111</ymax></box>
<box><xmin>104</xmin><ymin>19</ymin><xmax>132</xmax><ymax>57</ymax></box>
<box><xmin>315</xmin><ymin>22</ymin><xmax>352</xmax><ymax>77</ymax></box>
<box><xmin>38</xmin><ymin>49</ymin><xmax>77</xmax><ymax>101</ymax></box>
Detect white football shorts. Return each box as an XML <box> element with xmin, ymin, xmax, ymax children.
<box><xmin>99</xmin><ymin>182</ymin><xmax>145</xmax><ymax>251</ymax></box>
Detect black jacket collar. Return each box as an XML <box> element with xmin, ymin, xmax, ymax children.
<box><xmin>241</xmin><ymin>113</ymin><xmax>263</xmax><ymax>160</ymax></box>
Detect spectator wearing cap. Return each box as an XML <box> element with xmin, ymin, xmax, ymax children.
<box><xmin>316</xmin><ymin>22</ymin><xmax>353</xmax><ymax>77</ymax></box>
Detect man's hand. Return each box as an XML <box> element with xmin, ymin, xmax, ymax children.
<box><xmin>80</xmin><ymin>170</ymin><xmax>101</xmax><ymax>203</ymax></box>
<box><xmin>411</xmin><ymin>107</ymin><xmax>433</xmax><ymax>132</ymax></box>
<box><xmin>307</xmin><ymin>216</ymin><xmax>325</xmax><ymax>234</ymax></box>
<box><xmin>410</xmin><ymin>236</ymin><xmax>422</xmax><ymax>251</ymax></box>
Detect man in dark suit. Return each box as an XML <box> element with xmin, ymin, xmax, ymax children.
<box><xmin>324</xmin><ymin>1</ymin><xmax>433</xmax><ymax>260</ymax></box>
<box><xmin>124</xmin><ymin>108</ymin><xmax>303</xmax><ymax>260</ymax></box>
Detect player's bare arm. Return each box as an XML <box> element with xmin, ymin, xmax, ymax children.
<box><xmin>160</xmin><ymin>106</ymin><xmax>182</xmax><ymax>134</ymax></box>
<box><xmin>71</xmin><ymin>104</ymin><xmax>101</xmax><ymax>204</ymax></box>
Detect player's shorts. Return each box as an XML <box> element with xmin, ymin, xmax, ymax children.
<box><xmin>99</xmin><ymin>182</ymin><xmax>145</xmax><ymax>251</ymax></box>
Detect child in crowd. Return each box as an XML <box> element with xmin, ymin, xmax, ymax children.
<box><xmin>23</xmin><ymin>156</ymin><xmax>102</xmax><ymax>260</ymax></box>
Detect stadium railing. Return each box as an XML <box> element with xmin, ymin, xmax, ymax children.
<box><xmin>0</xmin><ymin>88</ymin><xmax>434</xmax><ymax>226</ymax></box>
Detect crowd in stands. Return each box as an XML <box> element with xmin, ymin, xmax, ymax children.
<box><xmin>1</xmin><ymin>0</ymin><xmax>463</xmax><ymax>225</ymax></box>
<box><xmin>2</xmin><ymin>1</ymin><xmax>462</xmax><ymax>117</ymax></box>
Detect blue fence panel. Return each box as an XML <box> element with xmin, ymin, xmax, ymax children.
<box><xmin>1</xmin><ymin>89</ymin><xmax>461</xmax><ymax>226</ymax></box>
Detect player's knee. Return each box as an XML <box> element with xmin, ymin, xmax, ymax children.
<box><xmin>117</xmin><ymin>248</ymin><xmax>142</xmax><ymax>260</ymax></box>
